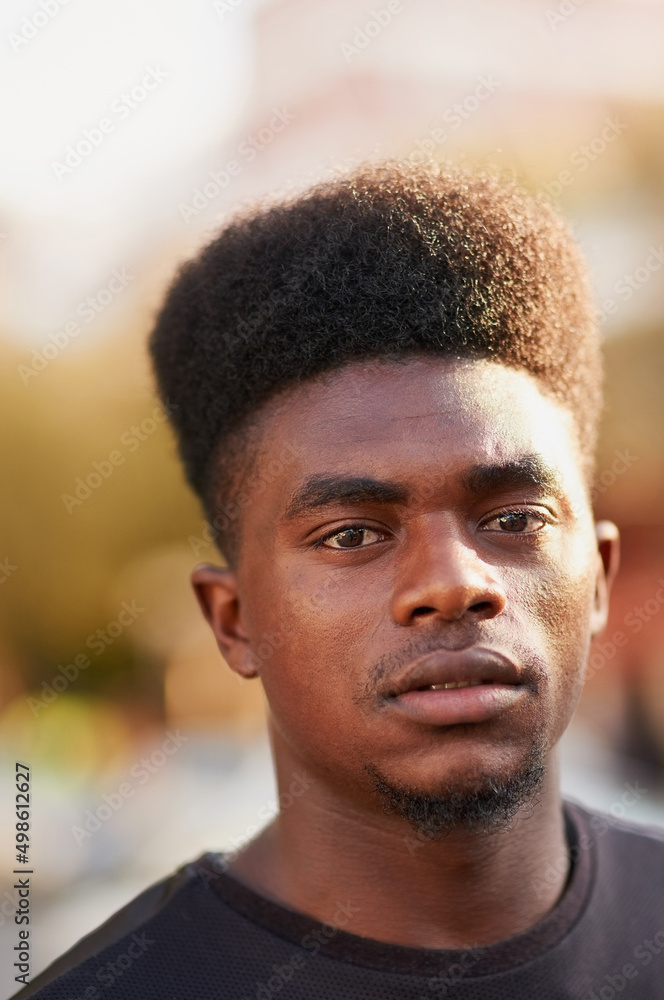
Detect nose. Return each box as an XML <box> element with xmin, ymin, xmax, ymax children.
<box><xmin>390</xmin><ymin>517</ymin><xmax>506</xmax><ymax>627</ymax></box>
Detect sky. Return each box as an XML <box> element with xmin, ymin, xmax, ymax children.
<box><xmin>0</xmin><ymin>0</ymin><xmax>259</xmax><ymax>343</ymax></box>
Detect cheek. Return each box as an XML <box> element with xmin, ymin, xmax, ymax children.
<box><xmin>248</xmin><ymin>568</ymin><xmax>379</xmax><ymax>743</ymax></box>
<box><xmin>263</xmin><ymin>558</ymin><xmax>383</xmax><ymax>651</ymax></box>
<box><xmin>279</xmin><ymin>573</ymin><xmax>379</xmax><ymax>681</ymax></box>
<box><xmin>515</xmin><ymin>556</ymin><xmax>596</xmax><ymax>730</ymax></box>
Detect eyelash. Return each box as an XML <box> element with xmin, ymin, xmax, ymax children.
<box><xmin>312</xmin><ymin>507</ymin><xmax>554</xmax><ymax>550</ymax></box>
<box><xmin>312</xmin><ymin>524</ymin><xmax>384</xmax><ymax>550</ymax></box>
<box><xmin>480</xmin><ymin>506</ymin><xmax>554</xmax><ymax>532</ymax></box>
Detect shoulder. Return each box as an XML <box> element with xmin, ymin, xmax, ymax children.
<box><xmin>566</xmin><ymin>797</ymin><xmax>664</xmax><ymax>884</ymax></box>
<box><xmin>566</xmin><ymin>797</ymin><xmax>664</xmax><ymax>846</ymax></box>
<box><xmin>11</xmin><ymin>855</ymin><xmax>221</xmax><ymax>999</ymax></box>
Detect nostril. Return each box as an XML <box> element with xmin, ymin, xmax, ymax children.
<box><xmin>469</xmin><ymin>601</ymin><xmax>493</xmax><ymax>614</ymax></box>
<box><xmin>412</xmin><ymin>606</ymin><xmax>435</xmax><ymax>617</ymax></box>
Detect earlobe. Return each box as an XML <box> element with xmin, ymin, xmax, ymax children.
<box><xmin>190</xmin><ymin>563</ymin><xmax>257</xmax><ymax>679</ymax></box>
<box><xmin>590</xmin><ymin>521</ymin><xmax>620</xmax><ymax>639</ymax></box>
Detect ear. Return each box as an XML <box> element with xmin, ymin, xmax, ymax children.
<box><xmin>590</xmin><ymin>521</ymin><xmax>620</xmax><ymax>639</ymax></box>
<box><xmin>190</xmin><ymin>563</ymin><xmax>257</xmax><ymax>679</ymax></box>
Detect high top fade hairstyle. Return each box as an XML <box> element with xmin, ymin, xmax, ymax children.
<box><xmin>149</xmin><ymin>161</ymin><xmax>603</xmax><ymax>566</ymax></box>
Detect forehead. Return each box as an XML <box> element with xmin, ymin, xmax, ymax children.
<box><xmin>252</xmin><ymin>356</ymin><xmax>584</xmax><ymax>486</ymax></box>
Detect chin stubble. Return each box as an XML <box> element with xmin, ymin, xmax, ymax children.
<box><xmin>364</xmin><ymin>738</ymin><xmax>547</xmax><ymax>839</ymax></box>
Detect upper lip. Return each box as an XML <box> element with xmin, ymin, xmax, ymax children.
<box><xmin>382</xmin><ymin>647</ymin><xmax>523</xmax><ymax>699</ymax></box>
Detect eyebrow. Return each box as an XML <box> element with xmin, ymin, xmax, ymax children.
<box><xmin>461</xmin><ymin>455</ymin><xmax>568</xmax><ymax>503</ymax></box>
<box><xmin>282</xmin><ymin>455</ymin><xmax>569</xmax><ymax>521</ymax></box>
<box><xmin>283</xmin><ymin>476</ymin><xmax>410</xmax><ymax>520</ymax></box>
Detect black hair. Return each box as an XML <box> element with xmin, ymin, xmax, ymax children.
<box><xmin>149</xmin><ymin>160</ymin><xmax>602</xmax><ymax>563</ymax></box>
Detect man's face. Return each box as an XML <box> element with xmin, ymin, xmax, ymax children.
<box><xmin>198</xmin><ymin>357</ymin><xmax>612</xmax><ymax>825</ymax></box>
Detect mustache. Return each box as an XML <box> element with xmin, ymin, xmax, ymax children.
<box><xmin>357</xmin><ymin>627</ymin><xmax>545</xmax><ymax>703</ymax></box>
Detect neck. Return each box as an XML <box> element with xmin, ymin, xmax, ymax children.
<box><xmin>227</xmin><ymin>745</ymin><xmax>570</xmax><ymax>950</ymax></box>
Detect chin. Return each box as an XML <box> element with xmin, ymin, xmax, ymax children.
<box><xmin>364</xmin><ymin>735</ymin><xmax>548</xmax><ymax>838</ymax></box>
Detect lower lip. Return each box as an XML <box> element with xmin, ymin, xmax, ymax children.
<box><xmin>388</xmin><ymin>684</ymin><xmax>527</xmax><ymax>726</ymax></box>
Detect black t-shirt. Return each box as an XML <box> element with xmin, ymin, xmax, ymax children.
<box><xmin>14</xmin><ymin>802</ymin><xmax>664</xmax><ymax>999</ymax></box>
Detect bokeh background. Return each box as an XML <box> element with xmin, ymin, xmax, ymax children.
<box><xmin>2</xmin><ymin>0</ymin><xmax>664</xmax><ymax>991</ymax></box>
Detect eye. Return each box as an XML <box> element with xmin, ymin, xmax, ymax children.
<box><xmin>317</xmin><ymin>526</ymin><xmax>384</xmax><ymax>550</ymax></box>
<box><xmin>482</xmin><ymin>510</ymin><xmax>548</xmax><ymax>533</ymax></box>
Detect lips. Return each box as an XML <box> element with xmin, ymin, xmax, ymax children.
<box><xmin>384</xmin><ymin>647</ymin><xmax>521</xmax><ymax>697</ymax></box>
<box><xmin>382</xmin><ymin>647</ymin><xmax>529</xmax><ymax>726</ymax></box>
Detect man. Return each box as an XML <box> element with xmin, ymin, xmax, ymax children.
<box><xmin>19</xmin><ymin>162</ymin><xmax>664</xmax><ymax>998</ymax></box>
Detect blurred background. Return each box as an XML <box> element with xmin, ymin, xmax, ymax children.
<box><xmin>2</xmin><ymin>0</ymin><xmax>664</xmax><ymax>991</ymax></box>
